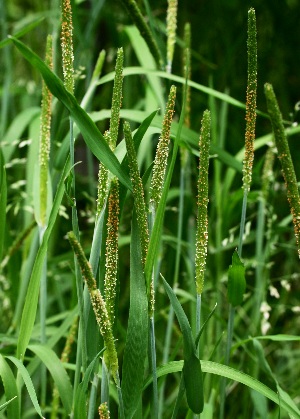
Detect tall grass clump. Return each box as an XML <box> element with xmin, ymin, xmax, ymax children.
<box><xmin>0</xmin><ymin>2</ymin><xmax>300</xmax><ymax>418</ymax></box>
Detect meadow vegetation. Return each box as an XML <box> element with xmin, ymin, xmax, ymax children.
<box><xmin>0</xmin><ymin>1</ymin><xmax>300</xmax><ymax>418</ymax></box>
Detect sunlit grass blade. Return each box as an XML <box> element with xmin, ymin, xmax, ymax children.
<box><xmin>160</xmin><ymin>275</ymin><xmax>203</xmax><ymax>414</ymax></box>
<box><xmin>5</xmin><ymin>356</ymin><xmax>43</xmax><ymax>418</ymax></box>
<box><xmin>0</xmin><ymin>354</ymin><xmax>19</xmax><ymax>417</ymax></box>
<box><xmin>143</xmin><ymin>360</ymin><xmax>300</xmax><ymax>419</ymax></box>
<box><xmin>9</xmin><ymin>36</ymin><xmax>132</xmax><ymax>191</ymax></box>
<box><xmin>121</xmin><ymin>215</ymin><xmax>148</xmax><ymax>419</ymax></box>
<box><xmin>28</xmin><ymin>344</ymin><xmax>73</xmax><ymax>415</ymax></box>
<box><xmin>16</xmin><ymin>156</ymin><xmax>71</xmax><ymax>360</ymax></box>
<box><xmin>0</xmin><ymin>397</ymin><xmax>17</xmax><ymax>413</ymax></box>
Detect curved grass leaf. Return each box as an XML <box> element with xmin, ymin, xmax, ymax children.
<box><xmin>9</xmin><ymin>36</ymin><xmax>132</xmax><ymax>191</ymax></box>
<box><xmin>17</xmin><ymin>157</ymin><xmax>71</xmax><ymax>360</ymax></box>
<box><xmin>143</xmin><ymin>360</ymin><xmax>300</xmax><ymax>419</ymax></box>
<box><xmin>161</xmin><ymin>275</ymin><xmax>203</xmax><ymax>414</ymax></box>
<box><xmin>5</xmin><ymin>356</ymin><xmax>44</xmax><ymax>418</ymax></box>
<box><xmin>0</xmin><ymin>354</ymin><xmax>19</xmax><ymax>418</ymax></box>
<box><xmin>98</xmin><ymin>67</ymin><xmax>269</xmax><ymax>118</ymax></box>
<box><xmin>121</xmin><ymin>215</ymin><xmax>148</xmax><ymax>419</ymax></box>
<box><xmin>28</xmin><ymin>344</ymin><xmax>73</xmax><ymax>415</ymax></box>
<box><xmin>0</xmin><ymin>17</ymin><xmax>45</xmax><ymax>49</ymax></box>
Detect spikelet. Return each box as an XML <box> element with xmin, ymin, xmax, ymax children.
<box><xmin>104</xmin><ymin>178</ymin><xmax>120</xmax><ymax>325</ymax></box>
<box><xmin>123</xmin><ymin>122</ymin><xmax>149</xmax><ymax>266</ymax></box>
<box><xmin>61</xmin><ymin>0</ymin><xmax>74</xmax><ymax>93</ymax></box>
<box><xmin>166</xmin><ymin>0</ymin><xmax>178</xmax><ymax>73</ymax></box>
<box><xmin>67</xmin><ymin>232</ymin><xmax>119</xmax><ymax>381</ymax></box>
<box><xmin>195</xmin><ymin>110</ymin><xmax>211</xmax><ymax>295</ymax></box>
<box><xmin>242</xmin><ymin>8</ymin><xmax>257</xmax><ymax>192</ymax></box>
<box><xmin>149</xmin><ymin>85</ymin><xmax>176</xmax><ymax>208</ymax></box>
<box><xmin>39</xmin><ymin>35</ymin><xmax>53</xmax><ymax>227</ymax></box>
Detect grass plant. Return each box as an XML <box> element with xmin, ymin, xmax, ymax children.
<box><xmin>0</xmin><ymin>2</ymin><xmax>300</xmax><ymax>418</ymax></box>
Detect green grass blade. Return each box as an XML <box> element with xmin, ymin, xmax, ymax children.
<box><xmin>98</xmin><ymin>67</ymin><xmax>268</xmax><ymax>118</ymax></box>
<box><xmin>9</xmin><ymin>36</ymin><xmax>132</xmax><ymax>191</ymax></box>
<box><xmin>121</xmin><ymin>215</ymin><xmax>148</xmax><ymax>419</ymax></box>
<box><xmin>0</xmin><ymin>16</ymin><xmax>45</xmax><ymax>49</ymax></box>
<box><xmin>0</xmin><ymin>397</ymin><xmax>17</xmax><ymax>413</ymax></box>
<box><xmin>5</xmin><ymin>356</ymin><xmax>43</xmax><ymax>418</ymax></box>
<box><xmin>74</xmin><ymin>350</ymin><xmax>104</xmax><ymax>419</ymax></box>
<box><xmin>227</xmin><ymin>250</ymin><xmax>246</xmax><ymax>307</ymax></box>
<box><xmin>144</xmin><ymin>360</ymin><xmax>300</xmax><ymax>419</ymax></box>
<box><xmin>1</xmin><ymin>106</ymin><xmax>40</xmax><ymax>163</ymax></box>
<box><xmin>161</xmin><ymin>275</ymin><xmax>203</xmax><ymax>414</ymax></box>
<box><xmin>17</xmin><ymin>157</ymin><xmax>71</xmax><ymax>360</ymax></box>
<box><xmin>0</xmin><ymin>354</ymin><xmax>19</xmax><ymax>418</ymax></box>
<box><xmin>28</xmin><ymin>344</ymin><xmax>73</xmax><ymax>415</ymax></box>
<box><xmin>0</xmin><ymin>150</ymin><xmax>7</xmax><ymax>262</ymax></box>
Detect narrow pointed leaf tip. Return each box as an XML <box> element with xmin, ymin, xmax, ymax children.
<box><xmin>228</xmin><ymin>250</ymin><xmax>246</xmax><ymax>307</ymax></box>
<box><xmin>9</xmin><ymin>36</ymin><xmax>132</xmax><ymax>192</ymax></box>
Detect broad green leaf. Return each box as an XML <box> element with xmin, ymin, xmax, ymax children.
<box><xmin>144</xmin><ymin>360</ymin><xmax>300</xmax><ymax>419</ymax></box>
<box><xmin>5</xmin><ymin>356</ymin><xmax>43</xmax><ymax>418</ymax></box>
<box><xmin>0</xmin><ymin>354</ymin><xmax>19</xmax><ymax>418</ymax></box>
<box><xmin>121</xmin><ymin>215</ymin><xmax>148</xmax><ymax>419</ymax></box>
<box><xmin>0</xmin><ymin>150</ymin><xmax>7</xmax><ymax>262</ymax></box>
<box><xmin>227</xmin><ymin>250</ymin><xmax>246</xmax><ymax>307</ymax></box>
<box><xmin>9</xmin><ymin>36</ymin><xmax>132</xmax><ymax>192</ymax></box>
<box><xmin>161</xmin><ymin>275</ymin><xmax>203</xmax><ymax>414</ymax></box>
<box><xmin>17</xmin><ymin>157</ymin><xmax>71</xmax><ymax>360</ymax></box>
<box><xmin>28</xmin><ymin>344</ymin><xmax>73</xmax><ymax>415</ymax></box>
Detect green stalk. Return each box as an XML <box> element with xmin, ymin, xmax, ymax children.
<box><xmin>61</xmin><ymin>0</ymin><xmax>88</xmax><ymax>393</ymax></box>
<box><xmin>220</xmin><ymin>9</ymin><xmax>257</xmax><ymax>419</ymax></box>
<box><xmin>37</xmin><ymin>35</ymin><xmax>53</xmax><ymax>407</ymax></box>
